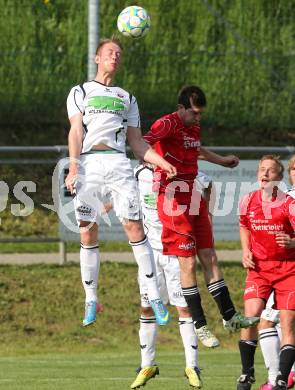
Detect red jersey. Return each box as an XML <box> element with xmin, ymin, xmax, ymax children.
<box><xmin>239</xmin><ymin>190</ymin><xmax>295</xmax><ymax>261</ymax></box>
<box><xmin>144</xmin><ymin>112</ymin><xmax>201</xmax><ymax>191</ymax></box>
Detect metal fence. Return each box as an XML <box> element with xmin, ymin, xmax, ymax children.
<box><xmin>1</xmin><ymin>145</ymin><xmax>295</xmax><ymax>264</ymax></box>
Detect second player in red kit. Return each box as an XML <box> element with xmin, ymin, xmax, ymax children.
<box><xmin>144</xmin><ymin>85</ymin><xmax>259</xmax><ymax>349</ymax></box>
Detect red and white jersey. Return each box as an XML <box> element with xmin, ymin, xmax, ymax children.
<box><xmin>239</xmin><ymin>190</ymin><xmax>295</xmax><ymax>261</ymax></box>
<box><xmin>144</xmin><ymin>112</ymin><xmax>201</xmax><ymax>191</ymax></box>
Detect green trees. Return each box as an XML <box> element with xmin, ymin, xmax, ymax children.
<box><xmin>1</xmin><ymin>0</ymin><xmax>295</xmax><ymax>144</ymax></box>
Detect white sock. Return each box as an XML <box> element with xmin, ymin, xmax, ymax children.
<box><xmin>179</xmin><ymin>317</ymin><xmax>199</xmax><ymax>368</ymax></box>
<box><xmin>130</xmin><ymin>236</ymin><xmax>159</xmax><ymax>301</ymax></box>
<box><xmin>139</xmin><ymin>316</ymin><xmax>158</xmax><ymax>367</ymax></box>
<box><xmin>259</xmin><ymin>327</ymin><xmax>280</xmax><ymax>385</ymax></box>
<box><xmin>80</xmin><ymin>243</ymin><xmax>100</xmax><ymax>303</ymax></box>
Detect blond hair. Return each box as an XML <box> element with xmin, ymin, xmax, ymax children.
<box><xmin>288</xmin><ymin>154</ymin><xmax>295</xmax><ymax>184</ymax></box>
<box><xmin>95</xmin><ymin>37</ymin><xmax>123</xmax><ymax>55</ymax></box>
<box><xmin>259</xmin><ymin>155</ymin><xmax>284</xmax><ymax>177</ymax></box>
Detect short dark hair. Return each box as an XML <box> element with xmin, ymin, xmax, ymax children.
<box><xmin>96</xmin><ymin>37</ymin><xmax>123</xmax><ymax>55</ymax></box>
<box><xmin>178</xmin><ymin>85</ymin><xmax>207</xmax><ymax>109</ymax></box>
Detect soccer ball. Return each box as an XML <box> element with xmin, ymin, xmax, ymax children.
<box><xmin>117</xmin><ymin>6</ymin><xmax>151</xmax><ymax>38</ymax></box>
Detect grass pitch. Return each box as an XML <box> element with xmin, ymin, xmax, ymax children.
<box><xmin>0</xmin><ymin>240</ymin><xmax>241</xmax><ymax>253</ymax></box>
<box><xmin>0</xmin><ymin>350</ymin><xmax>265</xmax><ymax>390</ymax></box>
<box><xmin>0</xmin><ymin>261</ymin><xmax>246</xmax><ymax>353</ymax></box>
<box><xmin>0</xmin><ymin>261</ymin><xmax>266</xmax><ymax>389</ymax></box>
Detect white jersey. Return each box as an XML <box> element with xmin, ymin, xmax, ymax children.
<box><xmin>135</xmin><ymin>165</ymin><xmax>187</xmax><ymax>307</ymax></box>
<box><xmin>67</xmin><ymin>81</ymin><xmax>140</xmax><ymax>154</ymax></box>
<box><xmin>134</xmin><ymin>164</ymin><xmax>162</xmax><ymax>250</ymax></box>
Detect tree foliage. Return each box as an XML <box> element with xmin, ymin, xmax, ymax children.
<box><xmin>1</xmin><ymin>0</ymin><xmax>295</xmax><ymax>145</ymax></box>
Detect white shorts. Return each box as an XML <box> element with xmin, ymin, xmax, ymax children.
<box><xmin>260</xmin><ymin>291</ymin><xmax>280</xmax><ymax>324</ymax></box>
<box><xmin>139</xmin><ymin>248</ymin><xmax>187</xmax><ymax>307</ymax></box>
<box><xmin>74</xmin><ymin>153</ymin><xmax>141</xmax><ymax>223</ymax></box>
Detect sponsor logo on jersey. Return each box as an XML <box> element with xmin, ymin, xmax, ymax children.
<box><xmin>88</xmin><ymin>96</ymin><xmax>125</xmax><ymax>112</ymax></box>
<box><xmin>250</xmin><ymin>222</ymin><xmax>284</xmax><ymax>232</ymax></box>
<box><xmin>178</xmin><ymin>242</ymin><xmax>196</xmax><ymax>251</ymax></box>
<box><xmin>183</xmin><ymin>138</ymin><xmax>201</xmax><ymax>149</ymax></box>
<box><xmin>144</xmin><ymin>194</ymin><xmax>157</xmax><ymax>207</ymax></box>
<box><xmin>183</xmin><ymin>135</ymin><xmax>201</xmax><ymax>149</ymax></box>
<box><xmin>245</xmin><ymin>285</ymin><xmax>256</xmax><ymax>295</ymax></box>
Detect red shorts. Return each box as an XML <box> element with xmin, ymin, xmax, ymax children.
<box><xmin>244</xmin><ymin>259</ymin><xmax>295</xmax><ymax>310</ymax></box>
<box><xmin>157</xmin><ymin>190</ymin><xmax>213</xmax><ymax>257</ymax></box>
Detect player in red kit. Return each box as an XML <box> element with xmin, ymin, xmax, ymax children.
<box><xmin>236</xmin><ymin>155</ymin><xmax>295</xmax><ymax>390</ymax></box>
<box><xmin>144</xmin><ymin>85</ymin><xmax>259</xmax><ymax>348</ymax></box>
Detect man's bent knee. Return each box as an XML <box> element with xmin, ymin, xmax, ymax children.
<box><xmin>178</xmin><ymin>256</ymin><xmax>196</xmax><ymax>274</ymax></box>
<box><xmin>177</xmin><ymin>306</ymin><xmax>191</xmax><ymax>318</ymax></box>
<box><xmin>141</xmin><ymin>306</ymin><xmax>155</xmax><ymax>317</ymax></box>
<box><xmin>124</xmin><ymin>219</ymin><xmax>145</xmax><ymax>242</ymax></box>
<box><xmin>80</xmin><ymin>221</ymin><xmax>98</xmax><ymax>246</ymax></box>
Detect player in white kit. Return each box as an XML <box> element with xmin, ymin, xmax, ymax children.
<box><xmin>130</xmin><ymin>163</ymin><xmax>201</xmax><ymax>389</ymax></box>
<box><xmin>65</xmin><ymin>38</ymin><xmax>176</xmax><ymax>327</ymax></box>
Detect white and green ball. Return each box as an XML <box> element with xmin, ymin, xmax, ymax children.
<box><xmin>117</xmin><ymin>6</ymin><xmax>151</xmax><ymax>38</ymax></box>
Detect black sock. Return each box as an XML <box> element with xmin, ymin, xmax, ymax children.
<box><xmin>207</xmin><ymin>279</ymin><xmax>236</xmax><ymax>321</ymax></box>
<box><xmin>277</xmin><ymin>344</ymin><xmax>295</xmax><ymax>383</ymax></box>
<box><xmin>239</xmin><ymin>339</ymin><xmax>257</xmax><ymax>376</ymax></box>
<box><xmin>182</xmin><ymin>285</ymin><xmax>207</xmax><ymax>328</ymax></box>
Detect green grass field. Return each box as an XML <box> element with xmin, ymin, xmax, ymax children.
<box><xmin>0</xmin><ymin>261</ymin><xmax>267</xmax><ymax>389</ymax></box>
<box><xmin>0</xmin><ymin>350</ymin><xmax>265</xmax><ymax>390</ymax></box>
<box><xmin>0</xmin><ymin>240</ymin><xmax>241</xmax><ymax>253</ymax></box>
